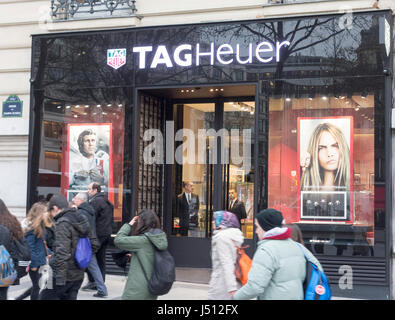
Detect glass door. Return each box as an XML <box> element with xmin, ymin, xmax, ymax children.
<box><xmin>171</xmin><ymin>103</ymin><xmax>216</xmax><ymax>238</ymax></box>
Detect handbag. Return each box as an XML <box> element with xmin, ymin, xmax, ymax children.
<box><xmin>38</xmin><ymin>231</ymin><xmax>53</xmax><ymax>291</ymax></box>
<box><xmin>111</xmin><ymin>250</ymin><xmax>131</xmax><ymax>269</ymax></box>
<box><xmin>233</xmin><ymin>243</ymin><xmax>252</xmax><ymax>286</ymax></box>
<box><xmin>12</xmin><ymin>237</ymin><xmax>31</xmax><ymax>279</ymax></box>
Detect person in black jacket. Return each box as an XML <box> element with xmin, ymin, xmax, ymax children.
<box><xmin>228</xmin><ymin>189</ymin><xmax>247</xmax><ymax>230</ymax></box>
<box><xmin>73</xmin><ymin>192</ymin><xmax>108</xmax><ymax>298</ymax></box>
<box><xmin>176</xmin><ymin>181</ymin><xmax>199</xmax><ymax>236</ymax></box>
<box><xmin>40</xmin><ymin>194</ymin><xmax>98</xmax><ymax>300</ymax></box>
<box><xmin>82</xmin><ymin>182</ymin><xmax>113</xmax><ymax>290</ymax></box>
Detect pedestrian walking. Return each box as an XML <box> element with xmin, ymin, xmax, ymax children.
<box><xmin>207</xmin><ymin>210</ymin><xmax>244</xmax><ymax>300</ymax></box>
<box><xmin>82</xmin><ymin>182</ymin><xmax>113</xmax><ymax>290</ymax></box>
<box><xmin>114</xmin><ymin>209</ymin><xmax>168</xmax><ymax>300</ymax></box>
<box><xmin>284</xmin><ymin>223</ymin><xmax>304</xmax><ymax>245</ymax></box>
<box><xmin>232</xmin><ymin>208</ymin><xmax>322</xmax><ymax>300</ymax></box>
<box><xmin>15</xmin><ymin>202</ymin><xmax>53</xmax><ymax>300</ymax></box>
<box><xmin>73</xmin><ymin>192</ymin><xmax>108</xmax><ymax>298</ymax></box>
<box><xmin>0</xmin><ymin>198</ymin><xmax>25</xmax><ymax>300</ymax></box>
<box><xmin>40</xmin><ymin>194</ymin><xmax>98</xmax><ymax>300</ymax></box>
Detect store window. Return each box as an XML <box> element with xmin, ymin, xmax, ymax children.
<box><xmin>38</xmin><ymin>98</ymin><xmax>125</xmax><ymax>226</ymax></box>
<box><xmin>267</xmin><ymin>81</ymin><xmax>384</xmax><ymax>256</ymax></box>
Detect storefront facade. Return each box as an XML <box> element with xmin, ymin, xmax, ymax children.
<box><xmin>28</xmin><ymin>10</ymin><xmax>393</xmax><ymax>299</ymax></box>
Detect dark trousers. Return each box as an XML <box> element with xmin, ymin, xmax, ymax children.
<box><xmin>87</xmin><ymin>236</ymin><xmax>109</xmax><ymax>283</ymax></box>
<box><xmin>39</xmin><ymin>279</ymin><xmax>83</xmax><ymax>300</ymax></box>
<box><xmin>0</xmin><ymin>287</ymin><xmax>8</xmax><ymax>300</ymax></box>
<box><xmin>29</xmin><ymin>268</ymin><xmax>41</xmax><ymax>300</ymax></box>
<box><xmin>15</xmin><ymin>268</ymin><xmax>41</xmax><ymax>300</ymax></box>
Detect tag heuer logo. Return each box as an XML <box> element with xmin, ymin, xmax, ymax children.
<box><xmin>107</xmin><ymin>49</ymin><xmax>126</xmax><ymax>70</ymax></box>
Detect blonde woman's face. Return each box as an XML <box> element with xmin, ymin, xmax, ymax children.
<box><xmin>318</xmin><ymin>130</ymin><xmax>340</xmax><ymax>172</ymax></box>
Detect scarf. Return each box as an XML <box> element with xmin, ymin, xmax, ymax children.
<box><xmin>262</xmin><ymin>227</ymin><xmax>292</xmax><ymax>240</ymax></box>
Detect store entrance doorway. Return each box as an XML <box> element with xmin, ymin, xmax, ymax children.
<box><xmin>138</xmin><ymin>85</ymin><xmax>256</xmax><ymax>268</ymax></box>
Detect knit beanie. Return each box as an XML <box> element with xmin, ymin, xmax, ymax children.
<box><xmin>48</xmin><ymin>194</ymin><xmax>69</xmax><ymax>211</ymax></box>
<box><xmin>256</xmin><ymin>208</ymin><xmax>284</xmax><ymax>231</ymax></box>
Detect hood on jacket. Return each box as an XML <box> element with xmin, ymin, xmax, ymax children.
<box><xmin>55</xmin><ymin>208</ymin><xmax>91</xmax><ymax>238</ymax></box>
<box><xmin>78</xmin><ymin>202</ymin><xmax>95</xmax><ymax>218</ymax></box>
<box><xmin>262</xmin><ymin>227</ymin><xmax>292</xmax><ymax>240</ymax></box>
<box><xmin>145</xmin><ymin>228</ymin><xmax>168</xmax><ymax>251</ymax></box>
<box><xmin>213</xmin><ymin>227</ymin><xmax>244</xmax><ymax>246</ymax></box>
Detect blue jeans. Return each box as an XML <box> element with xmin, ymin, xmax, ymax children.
<box><xmin>88</xmin><ymin>254</ymin><xmax>108</xmax><ymax>295</ymax></box>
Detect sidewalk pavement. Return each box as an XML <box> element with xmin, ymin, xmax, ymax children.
<box><xmin>8</xmin><ymin>274</ymin><xmax>210</xmax><ymax>300</ymax></box>
<box><xmin>8</xmin><ymin>274</ymin><xmax>354</xmax><ymax>300</ymax></box>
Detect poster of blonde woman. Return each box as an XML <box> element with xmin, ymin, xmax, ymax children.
<box><xmin>297</xmin><ymin>117</ymin><xmax>353</xmax><ymax>222</ymax></box>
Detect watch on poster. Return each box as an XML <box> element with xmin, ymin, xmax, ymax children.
<box><xmin>297</xmin><ymin>116</ymin><xmax>354</xmax><ymax>223</ymax></box>
<box><xmin>61</xmin><ymin>123</ymin><xmax>114</xmax><ymax>202</ymax></box>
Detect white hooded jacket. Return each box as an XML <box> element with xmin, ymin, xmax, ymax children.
<box><xmin>207</xmin><ymin>227</ymin><xmax>244</xmax><ymax>300</ymax></box>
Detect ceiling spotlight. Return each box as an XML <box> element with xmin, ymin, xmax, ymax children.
<box><xmin>66</xmin><ymin>105</ymin><xmax>71</xmax><ymax>109</ymax></box>
<box><xmin>181</xmin><ymin>90</ymin><xmax>184</xmax><ymax>93</ymax></box>
<box><xmin>355</xmin><ymin>105</ymin><xmax>360</xmax><ymax>111</ymax></box>
<box><xmin>285</xmin><ymin>98</ymin><xmax>291</xmax><ymax>102</ymax></box>
<box><xmin>220</xmin><ymin>88</ymin><xmax>224</xmax><ymax>91</ymax></box>
<box><xmin>57</xmin><ymin>106</ymin><xmax>62</xmax><ymax>109</ymax></box>
<box><xmin>322</xmin><ymin>96</ymin><xmax>328</xmax><ymax>100</ymax></box>
<box><xmin>210</xmin><ymin>89</ymin><xmax>214</xmax><ymax>92</ymax></box>
<box><xmin>75</xmin><ymin>105</ymin><xmax>80</xmax><ymax>108</ymax></box>
<box><xmin>84</xmin><ymin>105</ymin><xmax>89</xmax><ymax>108</ymax></box>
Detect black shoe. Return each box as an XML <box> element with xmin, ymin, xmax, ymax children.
<box><xmin>93</xmin><ymin>292</ymin><xmax>108</xmax><ymax>298</ymax></box>
<box><xmin>82</xmin><ymin>283</ymin><xmax>97</xmax><ymax>291</ymax></box>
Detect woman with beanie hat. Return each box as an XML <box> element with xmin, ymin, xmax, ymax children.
<box><xmin>207</xmin><ymin>211</ymin><xmax>244</xmax><ymax>300</ymax></box>
<box><xmin>232</xmin><ymin>208</ymin><xmax>322</xmax><ymax>300</ymax></box>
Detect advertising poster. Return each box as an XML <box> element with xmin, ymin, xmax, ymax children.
<box><xmin>61</xmin><ymin>123</ymin><xmax>113</xmax><ymax>202</ymax></box>
<box><xmin>297</xmin><ymin>116</ymin><xmax>353</xmax><ymax>222</ymax></box>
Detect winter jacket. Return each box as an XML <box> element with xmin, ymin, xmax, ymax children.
<box><xmin>234</xmin><ymin>227</ymin><xmax>322</xmax><ymax>300</ymax></box>
<box><xmin>89</xmin><ymin>193</ymin><xmax>114</xmax><ymax>241</ymax></box>
<box><xmin>208</xmin><ymin>227</ymin><xmax>244</xmax><ymax>300</ymax></box>
<box><xmin>0</xmin><ymin>224</ymin><xmax>11</xmax><ymax>252</ymax></box>
<box><xmin>114</xmin><ymin>224</ymin><xmax>168</xmax><ymax>300</ymax></box>
<box><xmin>25</xmin><ymin>229</ymin><xmax>47</xmax><ymax>269</ymax></box>
<box><xmin>50</xmin><ymin>207</ymin><xmax>98</xmax><ymax>286</ymax></box>
<box><xmin>76</xmin><ymin>202</ymin><xmax>101</xmax><ymax>254</ymax></box>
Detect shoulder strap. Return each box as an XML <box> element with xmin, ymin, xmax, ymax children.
<box><xmin>295</xmin><ymin>242</ymin><xmax>309</xmax><ymax>261</ymax></box>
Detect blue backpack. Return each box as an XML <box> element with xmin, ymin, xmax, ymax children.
<box><xmin>75</xmin><ymin>237</ymin><xmax>92</xmax><ymax>269</ymax></box>
<box><xmin>0</xmin><ymin>245</ymin><xmax>17</xmax><ymax>287</ymax></box>
<box><xmin>296</xmin><ymin>243</ymin><xmax>331</xmax><ymax>300</ymax></box>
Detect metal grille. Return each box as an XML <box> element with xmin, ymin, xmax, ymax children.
<box><xmin>319</xmin><ymin>256</ymin><xmax>387</xmax><ymax>286</ymax></box>
<box><xmin>50</xmin><ymin>0</ymin><xmax>140</xmax><ymax>20</ymax></box>
<box><xmin>137</xmin><ymin>94</ymin><xmax>164</xmax><ymax>219</ymax></box>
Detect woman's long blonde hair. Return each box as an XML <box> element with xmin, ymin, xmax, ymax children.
<box><xmin>24</xmin><ymin>202</ymin><xmax>53</xmax><ymax>239</ymax></box>
<box><xmin>301</xmin><ymin>122</ymin><xmax>350</xmax><ymax>191</ymax></box>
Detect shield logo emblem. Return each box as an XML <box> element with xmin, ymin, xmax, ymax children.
<box><xmin>107</xmin><ymin>49</ymin><xmax>127</xmax><ymax>70</ymax></box>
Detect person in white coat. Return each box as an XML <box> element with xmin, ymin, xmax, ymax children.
<box><xmin>207</xmin><ymin>210</ymin><xmax>244</xmax><ymax>300</ymax></box>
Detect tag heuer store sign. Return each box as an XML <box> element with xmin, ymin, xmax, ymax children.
<box><xmin>2</xmin><ymin>95</ymin><xmax>23</xmax><ymax>118</ymax></box>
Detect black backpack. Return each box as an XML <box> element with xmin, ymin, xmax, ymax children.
<box><xmin>136</xmin><ymin>235</ymin><xmax>176</xmax><ymax>296</ymax></box>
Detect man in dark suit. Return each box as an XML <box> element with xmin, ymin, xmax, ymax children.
<box><xmin>176</xmin><ymin>181</ymin><xmax>200</xmax><ymax>236</ymax></box>
<box><xmin>228</xmin><ymin>189</ymin><xmax>247</xmax><ymax>229</ymax></box>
